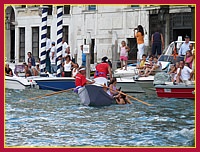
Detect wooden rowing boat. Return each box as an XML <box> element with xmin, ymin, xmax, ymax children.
<box><xmin>78</xmin><ymin>84</ymin><xmax>115</xmax><ymax>106</ymax></box>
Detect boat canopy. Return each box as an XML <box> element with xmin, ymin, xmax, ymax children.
<box><xmin>163</xmin><ymin>41</ymin><xmax>195</xmax><ymax>55</ymax></box>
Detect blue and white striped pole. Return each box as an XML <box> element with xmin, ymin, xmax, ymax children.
<box><xmin>40</xmin><ymin>6</ymin><xmax>48</xmax><ymax>73</ymax></box>
<box><xmin>56</xmin><ymin>6</ymin><xmax>63</xmax><ymax>77</ymax></box>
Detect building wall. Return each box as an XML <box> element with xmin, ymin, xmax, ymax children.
<box><xmin>7</xmin><ymin>5</ymin><xmax>195</xmax><ymax>66</ymax></box>
<box><xmin>5</xmin><ymin>5</ymin><xmax>150</xmax><ymax>65</ymax></box>
<box><xmin>72</xmin><ymin>5</ymin><xmax>150</xmax><ymax>65</ymax></box>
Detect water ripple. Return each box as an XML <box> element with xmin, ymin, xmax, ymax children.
<box><xmin>5</xmin><ymin>88</ymin><xmax>195</xmax><ymax>147</ymax></box>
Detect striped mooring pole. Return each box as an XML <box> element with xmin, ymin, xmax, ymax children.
<box><xmin>40</xmin><ymin>6</ymin><xmax>48</xmax><ymax>73</ymax></box>
<box><xmin>56</xmin><ymin>6</ymin><xmax>63</xmax><ymax>77</ymax></box>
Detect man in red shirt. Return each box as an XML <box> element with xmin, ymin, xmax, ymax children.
<box><xmin>74</xmin><ymin>66</ymin><xmax>94</xmax><ymax>93</ymax></box>
<box><xmin>94</xmin><ymin>57</ymin><xmax>112</xmax><ymax>86</ymax></box>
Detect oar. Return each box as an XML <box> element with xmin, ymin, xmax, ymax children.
<box><xmin>87</xmin><ymin>78</ymin><xmax>152</xmax><ymax>106</ymax></box>
<box><xmin>104</xmin><ymin>85</ymin><xmax>152</xmax><ymax>106</ymax></box>
<box><xmin>116</xmin><ymin>90</ymin><xmax>152</xmax><ymax>106</ymax></box>
<box><xmin>20</xmin><ymin>88</ymin><xmax>74</xmax><ymax>102</ymax></box>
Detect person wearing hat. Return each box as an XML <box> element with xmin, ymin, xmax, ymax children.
<box><xmin>74</xmin><ymin>66</ymin><xmax>95</xmax><ymax>93</ymax></box>
<box><xmin>94</xmin><ymin>56</ymin><xmax>112</xmax><ymax>86</ymax></box>
<box><xmin>178</xmin><ymin>35</ymin><xmax>191</xmax><ymax>56</ymax></box>
<box><xmin>49</xmin><ymin>42</ymin><xmax>57</xmax><ymax>74</ymax></box>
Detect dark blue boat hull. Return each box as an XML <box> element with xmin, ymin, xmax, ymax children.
<box><xmin>34</xmin><ymin>77</ymin><xmax>75</xmax><ymax>91</ymax></box>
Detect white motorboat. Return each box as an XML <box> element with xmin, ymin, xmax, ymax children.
<box><xmin>5</xmin><ymin>75</ymin><xmax>37</xmax><ymax>90</ymax></box>
<box><xmin>5</xmin><ymin>62</ymin><xmax>38</xmax><ymax>90</ymax></box>
<box><xmin>115</xmin><ymin>77</ymin><xmax>144</xmax><ymax>93</ymax></box>
<box><xmin>114</xmin><ymin>65</ymin><xmax>137</xmax><ymax>77</ymax></box>
<box><xmin>103</xmin><ymin>41</ymin><xmax>196</xmax><ymax>94</ymax></box>
<box><xmin>133</xmin><ymin>71</ymin><xmax>172</xmax><ymax>94</ymax></box>
<box><xmin>114</xmin><ymin>59</ymin><xmax>171</xmax><ymax>78</ymax></box>
<box><xmin>162</xmin><ymin>41</ymin><xmax>195</xmax><ymax>55</ymax></box>
<box><xmin>133</xmin><ymin>75</ymin><xmax>156</xmax><ymax>93</ymax></box>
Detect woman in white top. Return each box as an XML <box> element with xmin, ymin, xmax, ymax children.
<box><xmin>72</xmin><ymin>63</ymin><xmax>79</xmax><ymax>78</ymax></box>
<box><xmin>62</xmin><ymin>55</ymin><xmax>75</xmax><ymax>77</ymax></box>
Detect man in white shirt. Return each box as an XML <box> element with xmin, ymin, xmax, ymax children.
<box><xmin>178</xmin><ymin>35</ymin><xmax>190</xmax><ymax>56</ymax></box>
<box><xmin>62</xmin><ymin>39</ymin><xmax>69</xmax><ymax>59</ymax></box>
<box><xmin>49</xmin><ymin>42</ymin><xmax>57</xmax><ymax>74</ymax></box>
<box><xmin>176</xmin><ymin>60</ymin><xmax>194</xmax><ymax>83</ymax></box>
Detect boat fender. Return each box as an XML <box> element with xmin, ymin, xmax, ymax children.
<box><xmin>134</xmin><ymin>75</ymin><xmax>139</xmax><ymax>80</ymax></box>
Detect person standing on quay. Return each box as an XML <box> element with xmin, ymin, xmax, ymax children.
<box><xmin>60</xmin><ymin>38</ymin><xmax>69</xmax><ymax>75</ymax></box>
<box><xmin>27</xmin><ymin>52</ymin><xmax>36</xmax><ymax>68</ymax></box>
<box><xmin>120</xmin><ymin>41</ymin><xmax>130</xmax><ymax>70</ymax></box>
<box><xmin>49</xmin><ymin>42</ymin><xmax>57</xmax><ymax>74</ymax></box>
<box><xmin>80</xmin><ymin>45</ymin><xmax>86</xmax><ymax>66</ymax></box>
<box><xmin>62</xmin><ymin>55</ymin><xmax>75</xmax><ymax>77</ymax></box>
<box><xmin>151</xmin><ymin>28</ymin><xmax>164</xmax><ymax>58</ymax></box>
<box><xmin>134</xmin><ymin>25</ymin><xmax>145</xmax><ymax>62</ymax></box>
<box><xmin>62</xmin><ymin>38</ymin><xmax>69</xmax><ymax>59</ymax></box>
<box><xmin>46</xmin><ymin>35</ymin><xmax>51</xmax><ymax>73</ymax></box>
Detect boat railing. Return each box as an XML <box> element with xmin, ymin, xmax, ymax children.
<box><xmin>112</xmin><ymin>59</ymin><xmax>138</xmax><ymax>64</ymax></box>
<box><xmin>134</xmin><ymin>69</ymin><xmax>164</xmax><ymax>74</ymax></box>
<box><xmin>182</xmin><ymin>80</ymin><xmax>195</xmax><ymax>86</ymax></box>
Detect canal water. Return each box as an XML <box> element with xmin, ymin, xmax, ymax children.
<box><xmin>5</xmin><ymin>88</ymin><xmax>195</xmax><ymax>147</ymax></box>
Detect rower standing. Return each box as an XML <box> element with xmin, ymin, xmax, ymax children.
<box><xmin>94</xmin><ymin>56</ymin><xmax>112</xmax><ymax>86</ymax></box>
<box><xmin>74</xmin><ymin>66</ymin><xmax>95</xmax><ymax>93</ymax></box>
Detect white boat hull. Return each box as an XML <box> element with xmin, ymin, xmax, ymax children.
<box><xmin>134</xmin><ymin>75</ymin><xmax>155</xmax><ymax>93</ymax></box>
<box><xmin>116</xmin><ymin>77</ymin><xmax>145</xmax><ymax>93</ymax></box>
<box><xmin>114</xmin><ymin>66</ymin><xmax>137</xmax><ymax>77</ymax></box>
<box><xmin>5</xmin><ymin>76</ymin><xmax>35</xmax><ymax>90</ymax></box>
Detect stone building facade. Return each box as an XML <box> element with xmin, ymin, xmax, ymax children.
<box><xmin>5</xmin><ymin>5</ymin><xmax>195</xmax><ymax>66</ymax></box>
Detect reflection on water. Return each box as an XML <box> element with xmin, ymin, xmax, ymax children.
<box><xmin>5</xmin><ymin>88</ymin><xmax>195</xmax><ymax>147</ymax></box>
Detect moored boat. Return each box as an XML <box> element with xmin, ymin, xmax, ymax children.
<box><xmin>5</xmin><ymin>75</ymin><xmax>37</xmax><ymax>90</ymax></box>
<box><xmin>114</xmin><ymin>65</ymin><xmax>137</xmax><ymax>77</ymax></box>
<box><xmin>155</xmin><ymin>82</ymin><xmax>195</xmax><ymax>99</ymax></box>
<box><xmin>134</xmin><ymin>75</ymin><xmax>155</xmax><ymax>94</ymax></box>
<box><xmin>33</xmin><ymin>77</ymin><xmax>76</xmax><ymax>91</ymax></box>
<box><xmin>116</xmin><ymin>77</ymin><xmax>145</xmax><ymax>93</ymax></box>
<box><xmin>78</xmin><ymin>84</ymin><xmax>115</xmax><ymax>106</ymax></box>
<box><xmin>5</xmin><ymin>63</ymin><xmax>38</xmax><ymax>90</ymax></box>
